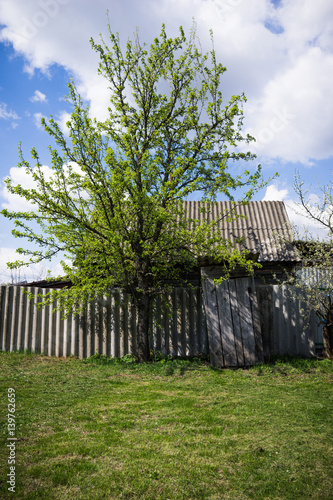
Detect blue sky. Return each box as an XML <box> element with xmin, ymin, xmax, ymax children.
<box><xmin>0</xmin><ymin>0</ymin><xmax>332</xmax><ymax>282</ymax></box>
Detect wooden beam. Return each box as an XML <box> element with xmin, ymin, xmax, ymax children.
<box><xmin>216</xmin><ymin>281</ymin><xmax>238</xmax><ymax>367</ymax></box>
<box><xmin>201</xmin><ymin>275</ymin><xmax>224</xmax><ymax>368</ymax></box>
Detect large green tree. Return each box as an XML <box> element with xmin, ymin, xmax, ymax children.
<box><xmin>2</xmin><ymin>23</ymin><xmax>264</xmax><ymax>361</ymax></box>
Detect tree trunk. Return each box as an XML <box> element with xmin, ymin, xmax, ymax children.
<box><xmin>135</xmin><ymin>290</ymin><xmax>151</xmax><ymax>362</ymax></box>
<box><xmin>322</xmin><ymin>302</ymin><xmax>333</xmax><ymax>360</ymax></box>
<box><xmin>323</xmin><ymin>324</ymin><xmax>333</xmax><ymax>360</ymax></box>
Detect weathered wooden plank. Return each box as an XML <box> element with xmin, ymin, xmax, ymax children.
<box><xmin>78</xmin><ymin>307</ymin><xmax>85</xmax><ymax>359</ymax></box>
<box><xmin>257</xmin><ymin>285</ymin><xmax>273</xmax><ymax>358</ymax></box>
<box><xmin>294</xmin><ymin>291</ymin><xmax>306</xmax><ymax>356</ymax></box>
<box><xmin>299</xmin><ymin>290</ymin><xmax>317</xmax><ymax>357</ymax></box>
<box><xmin>176</xmin><ymin>288</ymin><xmax>183</xmax><ymax>357</ymax></box>
<box><xmin>54</xmin><ymin>304</ymin><xmax>61</xmax><ymax>357</ymax></box>
<box><xmin>170</xmin><ymin>288</ymin><xmax>178</xmax><ymax>357</ymax></box>
<box><xmin>17</xmin><ymin>288</ymin><xmax>26</xmax><ymax>352</ymax></box>
<box><xmin>86</xmin><ymin>299</ymin><xmax>93</xmax><ymax>358</ymax></box>
<box><xmin>98</xmin><ymin>298</ymin><xmax>103</xmax><ymax>356</ymax></box>
<box><xmin>247</xmin><ymin>279</ymin><xmax>264</xmax><ymax>363</ymax></box>
<box><xmin>40</xmin><ymin>289</ymin><xmax>47</xmax><ymax>355</ymax></box>
<box><xmin>235</xmin><ymin>278</ymin><xmax>256</xmax><ymax>366</ymax></box>
<box><xmin>47</xmin><ymin>299</ymin><xmax>54</xmax><ymax>356</ymax></box>
<box><xmin>120</xmin><ymin>290</ymin><xmax>127</xmax><ymax>357</ymax></box>
<box><xmin>62</xmin><ymin>308</ymin><xmax>69</xmax><ymax>356</ymax></box>
<box><xmin>70</xmin><ymin>307</ymin><xmax>77</xmax><ymax>357</ymax></box>
<box><xmin>168</xmin><ymin>290</ymin><xmax>175</xmax><ymax>356</ymax></box>
<box><xmin>188</xmin><ymin>288</ymin><xmax>196</xmax><ymax>357</ymax></box>
<box><xmin>160</xmin><ymin>293</ymin><xmax>170</xmax><ymax>356</ymax></box>
<box><xmin>276</xmin><ymin>286</ymin><xmax>289</xmax><ymax>355</ymax></box>
<box><xmin>110</xmin><ymin>292</ymin><xmax>117</xmax><ymax>358</ymax></box>
<box><xmin>32</xmin><ymin>288</ymin><xmax>40</xmax><ymax>353</ymax></box>
<box><xmin>2</xmin><ymin>286</ymin><xmax>11</xmax><ymax>351</ymax></box>
<box><xmin>201</xmin><ymin>275</ymin><xmax>224</xmax><ymax>368</ymax></box>
<box><xmin>99</xmin><ymin>295</ymin><xmax>108</xmax><ymax>356</ymax></box>
<box><xmin>199</xmin><ymin>289</ymin><xmax>208</xmax><ymax>356</ymax></box>
<box><xmin>94</xmin><ymin>298</ymin><xmax>100</xmax><ymax>355</ymax></box>
<box><xmin>46</xmin><ymin>301</ymin><xmax>51</xmax><ymax>356</ymax></box>
<box><xmin>228</xmin><ymin>279</ymin><xmax>245</xmax><ymax>366</ymax></box>
<box><xmin>113</xmin><ymin>289</ymin><xmax>121</xmax><ymax>357</ymax></box>
<box><xmin>183</xmin><ymin>288</ymin><xmax>191</xmax><ymax>357</ymax></box>
<box><xmin>288</xmin><ymin>287</ymin><xmax>298</xmax><ymax>356</ymax></box>
<box><xmin>216</xmin><ymin>281</ymin><xmax>238</xmax><ymax>367</ymax></box>
<box><xmin>128</xmin><ymin>298</ymin><xmax>136</xmax><ymax>357</ymax></box>
<box><xmin>31</xmin><ymin>288</ymin><xmax>40</xmax><ymax>354</ymax></box>
<box><xmin>24</xmin><ymin>287</ymin><xmax>32</xmax><ymax>351</ymax></box>
<box><xmin>281</xmin><ymin>287</ymin><xmax>292</xmax><ymax>355</ymax></box>
<box><xmin>154</xmin><ymin>294</ymin><xmax>162</xmax><ymax>354</ymax></box>
<box><xmin>62</xmin><ymin>313</ymin><xmax>69</xmax><ymax>358</ymax></box>
<box><xmin>0</xmin><ymin>287</ymin><xmax>5</xmax><ymax>351</ymax></box>
<box><xmin>271</xmin><ymin>286</ymin><xmax>280</xmax><ymax>355</ymax></box>
<box><xmin>9</xmin><ymin>286</ymin><xmax>17</xmax><ymax>351</ymax></box>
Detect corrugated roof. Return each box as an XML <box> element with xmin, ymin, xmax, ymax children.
<box><xmin>183</xmin><ymin>200</ymin><xmax>298</xmax><ymax>262</ymax></box>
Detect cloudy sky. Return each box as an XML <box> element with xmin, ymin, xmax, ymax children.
<box><xmin>0</xmin><ymin>0</ymin><xmax>332</xmax><ymax>281</ymax></box>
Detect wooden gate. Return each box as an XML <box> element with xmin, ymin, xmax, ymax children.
<box><xmin>201</xmin><ymin>268</ymin><xmax>264</xmax><ymax>367</ymax></box>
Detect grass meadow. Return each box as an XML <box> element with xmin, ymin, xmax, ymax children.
<box><xmin>0</xmin><ymin>352</ymin><xmax>332</xmax><ymax>499</ymax></box>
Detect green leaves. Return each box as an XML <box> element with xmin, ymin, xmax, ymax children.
<box><xmin>1</xmin><ymin>21</ymin><xmax>265</xmax><ymax>311</ymax></box>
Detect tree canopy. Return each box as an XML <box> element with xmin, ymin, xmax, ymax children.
<box><xmin>1</xmin><ymin>22</ymin><xmax>265</xmax><ymax>361</ymax></box>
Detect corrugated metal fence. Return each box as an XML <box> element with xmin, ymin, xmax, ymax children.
<box><xmin>0</xmin><ymin>286</ymin><xmax>208</xmax><ymax>359</ymax></box>
<box><xmin>0</xmin><ymin>284</ymin><xmax>324</xmax><ymax>360</ymax></box>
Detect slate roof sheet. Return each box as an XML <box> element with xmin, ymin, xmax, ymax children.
<box><xmin>183</xmin><ymin>200</ymin><xmax>298</xmax><ymax>262</ymax></box>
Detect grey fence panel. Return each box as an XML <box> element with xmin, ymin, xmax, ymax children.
<box><xmin>257</xmin><ymin>285</ymin><xmax>323</xmax><ymax>358</ymax></box>
<box><xmin>10</xmin><ymin>286</ymin><xmax>20</xmax><ymax>352</ymax></box>
<box><xmin>1</xmin><ymin>286</ymin><xmax>9</xmax><ymax>351</ymax></box>
<box><xmin>0</xmin><ymin>284</ymin><xmax>324</xmax><ymax>360</ymax></box>
<box><xmin>0</xmin><ymin>286</ymin><xmax>208</xmax><ymax>359</ymax></box>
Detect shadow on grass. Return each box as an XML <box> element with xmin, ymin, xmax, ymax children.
<box><xmin>1</xmin><ymin>349</ymin><xmax>331</xmax><ymax>376</ymax></box>
<box><xmin>82</xmin><ymin>352</ymin><xmax>210</xmax><ymax>376</ymax></box>
<box><xmin>82</xmin><ymin>352</ymin><xmax>333</xmax><ymax>377</ymax></box>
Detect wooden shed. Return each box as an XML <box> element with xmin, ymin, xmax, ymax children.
<box><xmin>181</xmin><ymin>200</ymin><xmax>299</xmax><ymax>285</ymax></box>
<box><xmin>185</xmin><ymin>200</ymin><xmax>299</xmax><ymax>368</ymax></box>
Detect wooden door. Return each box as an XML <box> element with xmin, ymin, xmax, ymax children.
<box><xmin>201</xmin><ymin>268</ymin><xmax>264</xmax><ymax>368</ymax></box>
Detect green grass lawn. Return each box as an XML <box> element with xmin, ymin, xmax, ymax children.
<box><xmin>0</xmin><ymin>352</ymin><xmax>332</xmax><ymax>499</ymax></box>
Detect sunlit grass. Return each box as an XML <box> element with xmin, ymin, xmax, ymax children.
<box><xmin>0</xmin><ymin>352</ymin><xmax>332</xmax><ymax>499</ymax></box>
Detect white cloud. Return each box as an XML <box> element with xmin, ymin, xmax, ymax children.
<box><xmin>1</xmin><ymin>164</ymin><xmax>53</xmax><ymax>212</ymax></box>
<box><xmin>0</xmin><ymin>247</ymin><xmax>30</xmax><ymax>284</ymax></box>
<box><xmin>30</xmin><ymin>89</ymin><xmax>47</xmax><ymax>103</ymax></box>
<box><xmin>33</xmin><ymin>112</ymin><xmax>46</xmax><ymax>128</ymax></box>
<box><xmin>262</xmin><ymin>183</ymin><xmax>331</xmax><ymax>239</ymax></box>
<box><xmin>262</xmin><ymin>184</ymin><xmax>288</xmax><ymax>202</ymax></box>
<box><xmin>244</xmin><ymin>47</ymin><xmax>333</xmax><ymax>163</ymax></box>
<box><xmin>0</xmin><ymin>101</ymin><xmax>19</xmax><ymax>120</ymax></box>
<box><xmin>278</xmin><ymin>0</ymin><xmax>333</xmax><ymax>56</ymax></box>
<box><xmin>1</xmin><ymin>162</ymin><xmax>87</xmax><ymax>214</ymax></box>
<box><xmin>57</xmin><ymin>110</ymin><xmax>71</xmax><ymax>135</ymax></box>
<box><xmin>0</xmin><ymin>246</ymin><xmax>68</xmax><ymax>284</ymax></box>
<box><xmin>0</xmin><ymin>0</ymin><xmax>332</xmax><ymax>164</ymax></box>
